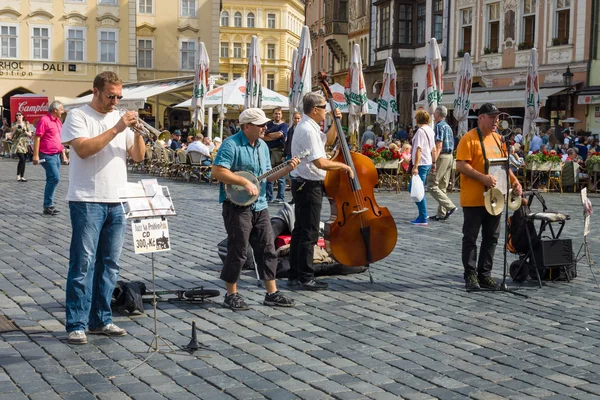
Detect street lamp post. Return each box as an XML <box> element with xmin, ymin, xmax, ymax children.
<box><xmin>562</xmin><ymin>65</ymin><xmax>574</xmax><ymax>118</ymax></box>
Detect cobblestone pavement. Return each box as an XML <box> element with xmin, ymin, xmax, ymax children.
<box><xmin>2</xmin><ymin>158</ymin><xmax>600</xmax><ymax>400</ymax></box>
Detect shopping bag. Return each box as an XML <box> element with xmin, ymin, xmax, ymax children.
<box><xmin>410</xmin><ymin>175</ymin><xmax>424</xmax><ymax>202</ymax></box>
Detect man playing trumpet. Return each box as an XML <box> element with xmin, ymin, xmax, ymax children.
<box><xmin>455</xmin><ymin>103</ymin><xmax>522</xmax><ymax>291</ymax></box>
<box><xmin>61</xmin><ymin>72</ymin><xmax>145</xmax><ymax>344</ymax></box>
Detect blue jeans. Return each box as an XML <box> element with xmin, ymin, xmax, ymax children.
<box><xmin>65</xmin><ymin>202</ymin><xmax>127</xmax><ymax>332</ymax></box>
<box><xmin>408</xmin><ymin>165</ymin><xmax>431</xmax><ymax>220</ymax></box>
<box><xmin>39</xmin><ymin>153</ymin><xmax>61</xmax><ymax>208</ymax></box>
<box><xmin>266</xmin><ymin>177</ymin><xmax>285</xmax><ymax>201</ymax></box>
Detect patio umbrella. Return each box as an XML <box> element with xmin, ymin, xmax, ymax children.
<box><xmin>245</xmin><ymin>36</ymin><xmax>262</xmax><ymax>109</ymax></box>
<box><xmin>174</xmin><ymin>78</ymin><xmax>289</xmax><ymax>109</ymax></box>
<box><xmin>376</xmin><ymin>57</ymin><xmax>398</xmax><ymax>136</ymax></box>
<box><xmin>425</xmin><ymin>38</ymin><xmax>443</xmax><ymax>123</ymax></box>
<box><xmin>288</xmin><ymin>48</ymin><xmax>298</xmax><ymax>125</ymax></box>
<box><xmin>290</xmin><ymin>26</ymin><xmax>312</xmax><ymax>119</ymax></box>
<box><xmin>453</xmin><ymin>52</ymin><xmax>473</xmax><ymax>137</ymax></box>
<box><xmin>191</xmin><ymin>42</ymin><xmax>209</xmax><ymax>130</ymax></box>
<box><xmin>325</xmin><ymin>83</ymin><xmax>378</xmax><ymax>114</ymax></box>
<box><xmin>523</xmin><ymin>48</ymin><xmax>540</xmax><ymax>152</ymax></box>
<box><xmin>345</xmin><ymin>43</ymin><xmax>368</xmax><ymax>147</ymax></box>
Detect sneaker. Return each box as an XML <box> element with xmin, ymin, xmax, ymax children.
<box><xmin>264</xmin><ymin>291</ymin><xmax>296</xmax><ymax>307</ymax></box>
<box><xmin>428</xmin><ymin>215</ymin><xmax>443</xmax><ymax>221</ymax></box>
<box><xmin>410</xmin><ymin>218</ymin><xmax>428</xmax><ymax>226</ymax></box>
<box><xmin>89</xmin><ymin>323</ymin><xmax>127</xmax><ymax>336</ymax></box>
<box><xmin>273</xmin><ymin>199</ymin><xmax>285</xmax><ymax>204</ymax></box>
<box><xmin>444</xmin><ymin>207</ymin><xmax>457</xmax><ymax>220</ymax></box>
<box><xmin>478</xmin><ymin>275</ymin><xmax>500</xmax><ymax>290</ymax></box>
<box><xmin>465</xmin><ymin>273</ymin><xmax>480</xmax><ymax>290</ymax></box>
<box><xmin>223</xmin><ymin>293</ymin><xmax>249</xmax><ymax>311</ymax></box>
<box><xmin>43</xmin><ymin>207</ymin><xmax>60</xmax><ymax>216</ymax></box>
<box><xmin>299</xmin><ymin>279</ymin><xmax>329</xmax><ymax>291</ymax></box>
<box><xmin>68</xmin><ymin>330</ymin><xmax>87</xmax><ymax>345</ymax></box>
<box><xmin>18</xmin><ymin>178</ymin><xmax>27</xmax><ymax>182</ymax></box>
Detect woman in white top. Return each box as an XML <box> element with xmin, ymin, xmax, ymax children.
<box><xmin>409</xmin><ymin>110</ymin><xmax>437</xmax><ymax>226</ymax></box>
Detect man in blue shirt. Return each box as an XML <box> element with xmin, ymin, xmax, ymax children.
<box><xmin>170</xmin><ymin>131</ymin><xmax>183</xmax><ymax>150</ymax></box>
<box><xmin>263</xmin><ymin>107</ymin><xmax>288</xmax><ymax>203</ymax></box>
<box><xmin>429</xmin><ymin>106</ymin><xmax>457</xmax><ymax>221</ymax></box>
<box><xmin>211</xmin><ymin>108</ymin><xmax>299</xmax><ymax>311</ymax></box>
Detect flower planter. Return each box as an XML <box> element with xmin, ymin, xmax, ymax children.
<box><xmin>589</xmin><ymin>164</ymin><xmax>600</xmax><ymax>173</ymax></box>
<box><xmin>526</xmin><ymin>161</ymin><xmax>561</xmax><ymax>171</ymax></box>
<box><xmin>374</xmin><ymin>160</ymin><xmax>399</xmax><ymax>169</ymax></box>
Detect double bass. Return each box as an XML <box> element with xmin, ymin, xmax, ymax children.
<box><xmin>319</xmin><ymin>72</ymin><xmax>398</xmax><ymax>272</ymax></box>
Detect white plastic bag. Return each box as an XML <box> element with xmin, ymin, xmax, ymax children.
<box><xmin>410</xmin><ymin>175</ymin><xmax>425</xmax><ymax>202</ymax></box>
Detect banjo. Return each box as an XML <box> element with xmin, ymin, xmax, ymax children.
<box><xmin>225</xmin><ymin>149</ymin><xmax>310</xmax><ymax>206</ymax></box>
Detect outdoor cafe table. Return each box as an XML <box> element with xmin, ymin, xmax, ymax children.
<box><xmin>374</xmin><ymin>160</ymin><xmax>401</xmax><ymax>192</ymax></box>
<box><xmin>525</xmin><ymin>161</ymin><xmax>562</xmax><ymax>191</ymax></box>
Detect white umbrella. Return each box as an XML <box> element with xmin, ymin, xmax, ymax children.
<box><xmin>345</xmin><ymin>43</ymin><xmax>368</xmax><ymax>146</ymax></box>
<box><xmin>523</xmin><ymin>48</ymin><xmax>540</xmax><ymax>151</ymax></box>
<box><xmin>376</xmin><ymin>57</ymin><xmax>398</xmax><ymax>135</ymax></box>
<box><xmin>453</xmin><ymin>53</ymin><xmax>473</xmax><ymax>137</ymax></box>
<box><xmin>191</xmin><ymin>42</ymin><xmax>210</xmax><ymax>130</ymax></box>
<box><xmin>245</xmin><ymin>36</ymin><xmax>262</xmax><ymax>109</ymax></box>
<box><xmin>288</xmin><ymin>48</ymin><xmax>298</xmax><ymax>125</ymax></box>
<box><xmin>174</xmin><ymin>78</ymin><xmax>288</xmax><ymax>109</ymax></box>
<box><xmin>290</xmin><ymin>26</ymin><xmax>313</xmax><ymax>118</ymax></box>
<box><xmin>325</xmin><ymin>83</ymin><xmax>377</xmax><ymax>115</ymax></box>
<box><xmin>425</xmin><ymin>38</ymin><xmax>443</xmax><ymax>121</ymax></box>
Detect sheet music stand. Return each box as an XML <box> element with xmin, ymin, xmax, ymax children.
<box><xmin>576</xmin><ymin>188</ymin><xmax>599</xmax><ymax>287</ymax></box>
<box><xmin>118</xmin><ymin>180</ymin><xmax>180</xmax><ymax>371</ymax></box>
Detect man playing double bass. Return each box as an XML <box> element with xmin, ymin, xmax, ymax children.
<box><xmin>455</xmin><ymin>103</ymin><xmax>522</xmax><ymax>291</ymax></box>
<box><xmin>288</xmin><ymin>92</ymin><xmax>353</xmax><ymax>291</ymax></box>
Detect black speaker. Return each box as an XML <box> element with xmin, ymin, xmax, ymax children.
<box><xmin>533</xmin><ymin>239</ymin><xmax>572</xmax><ymax>267</ymax></box>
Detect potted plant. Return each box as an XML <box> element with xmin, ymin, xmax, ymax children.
<box><xmin>585</xmin><ymin>150</ymin><xmax>600</xmax><ymax>172</ymax></box>
<box><xmin>552</xmin><ymin>37</ymin><xmax>561</xmax><ymax>46</ymax></box>
<box><xmin>362</xmin><ymin>144</ymin><xmax>401</xmax><ymax>168</ymax></box>
<box><xmin>525</xmin><ymin>150</ymin><xmax>562</xmax><ymax>171</ymax></box>
<box><xmin>484</xmin><ymin>47</ymin><xmax>492</xmax><ymax>55</ymax></box>
<box><xmin>457</xmin><ymin>49</ymin><xmax>465</xmax><ymax>58</ymax></box>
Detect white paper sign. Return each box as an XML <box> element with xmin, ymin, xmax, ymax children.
<box><xmin>131</xmin><ymin>218</ymin><xmax>171</xmax><ymax>254</ymax></box>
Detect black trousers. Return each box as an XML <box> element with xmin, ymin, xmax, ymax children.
<box><xmin>462</xmin><ymin>206</ymin><xmax>501</xmax><ymax>278</ymax></box>
<box><xmin>289</xmin><ymin>179</ymin><xmax>323</xmax><ymax>282</ymax></box>
<box><xmin>220</xmin><ymin>202</ymin><xmax>277</xmax><ymax>284</ymax></box>
<box><xmin>16</xmin><ymin>153</ymin><xmax>26</xmax><ymax>177</ymax></box>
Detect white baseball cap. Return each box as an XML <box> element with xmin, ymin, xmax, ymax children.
<box><xmin>239</xmin><ymin>108</ymin><xmax>271</xmax><ymax>125</ymax></box>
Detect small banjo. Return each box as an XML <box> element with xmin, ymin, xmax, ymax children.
<box><xmin>226</xmin><ymin>149</ymin><xmax>310</xmax><ymax>206</ymax></box>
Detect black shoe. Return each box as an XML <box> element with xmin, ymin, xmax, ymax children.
<box><xmin>287</xmin><ymin>279</ymin><xmax>300</xmax><ymax>288</ymax></box>
<box><xmin>43</xmin><ymin>207</ymin><xmax>60</xmax><ymax>216</ymax></box>
<box><xmin>478</xmin><ymin>275</ymin><xmax>500</xmax><ymax>289</ymax></box>
<box><xmin>444</xmin><ymin>207</ymin><xmax>457</xmax><ymax>220</ymax></box>
<box><xmin>264</xmin><ymin>291</ymin><xmax>296</xmax><ymax>307</ymax></box>
<box><xmin>299</xmin><ymin>279</ymin><xmax>329</xmax><ymax>291</ymax></box>
<box><xmin>465</xmin><ymin>273</ymin><xmax>480</xmax><ymax>290</ymax></box>
<box><xmin>428</xmin><ymin>215</ymin><xmax>443</xmax><ymax>221</ymax></box>
<box><xmin>222</xmin><ymin>293</ymin><xmax>249</xmax><ymax>311</ymax></box>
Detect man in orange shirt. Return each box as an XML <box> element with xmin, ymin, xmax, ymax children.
<box><xmin>455</xmin><ymin>103</ymin><xmax>522</xmax><ymax>290</ymax></box>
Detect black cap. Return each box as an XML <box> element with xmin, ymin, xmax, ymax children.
<box><xmin>478</xmin><ymin>103</ymin><xmax>500</xmax><ymax>116</ymax></box>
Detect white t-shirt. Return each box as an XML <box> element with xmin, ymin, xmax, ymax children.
<box><xmin>411</xmin><ymin>125</ymin><xmax>436</xmax><ymax>166</ymax></box>
<box><xmin>291</xmin><ymin>115</ymin><xmax>327</xmax><ymax>181</ymax></box>
<box><xmin>61</xmin><ymin>105</ymin><xmax>134</xmax><ymax>202</ymax></box>
<box><xmin>186</xmin><ymin>141</ymin><xmax>210</xmax><ymax>157</ymax></box>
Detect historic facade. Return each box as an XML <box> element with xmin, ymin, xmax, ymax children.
<box><xmin>218</xmin><ymin>0</ymin><xmax>305</xmax><ymax>95</ymax></box>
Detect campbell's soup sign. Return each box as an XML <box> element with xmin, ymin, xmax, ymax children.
<box><xmin>10</xmin><ymin>95</ymin><xmax>49</xmax><ymax>124</ymax></box>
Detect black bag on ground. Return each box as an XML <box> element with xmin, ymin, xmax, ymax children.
<box><xmin>507</xmin><ymin>205</ymin><xmax>535</xmax><ymax>255</ymax></box>
<box><xmin>112</xmin><ymin>281</ymin><xmax>146</xmax><ymax>314</ymax></box>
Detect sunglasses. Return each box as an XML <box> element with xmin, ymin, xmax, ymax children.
<box><xmin>250</xmin><ymin>123</ymin><xmax>266</xmax><ymax>128</ymax></box>
<box><xmin>16</xmin><ymin>114</ymin><xmax>22</xmax><ymax>117</ymax></box>
<box><xmin>104</xmin><ymin>93</ymin><xmax>123</xmax><ymax>100</ymax></box>
<box><xmin>314</xmin><ymin>104</ymin><xmax>327</xmax><ymax>109</ymax></box>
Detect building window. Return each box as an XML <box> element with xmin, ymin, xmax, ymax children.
<box><xmin>66</xmin><ymin>28</ymin><xmax>84</xmax><ymax>61</ymax></box>
<box><xmin>138</xmin><ymin>39</ymin><xmax>153</xmax><ymax>68</ymax></box>
<box><xmin>247</xmin><ymin>12</ymin><xmax>255</xmax><ymax>28</ymax></box>
<box><xmin>267</xmin><ymin>44</ymin><xmax>275</xmax><ymax>59</ymax></box>
<box><xmin>358</xmin><ymin>0</ymin><xmax>366</xmax><ymax>16</ymax></box>
<box><xmin>267</xmin><ymin>13</ymin><xmax>276</xmax><ymax>29</ymax></box>
<box><xmin>522</xmin><ymin>0</ymin><xmax>535</xmax><ymax>47</ymax></box>
<box><xmin>32</xmin><ymin>27</ymin><xmax>50</xmax><ymax>60</ymax></box>
<box><xmin>432</xmin><ymin>0</ymin><xmax>443</xmax><ymax>42</ymax></box>
<box><xmin>0</xmin><ymin>25</ymin><xmax>17</xmax><ymax>58</ymax></box>
<box><xmin>99</xmin><ymin>30</ymin><xmax>117</xmax><ymax>63</ymax></box>
<box><xmin>220</xmin><ymin>42</ymin><xmax>228</xmax><ymax>57</ymax></box>
<box><xmin>99</xmin><ymin>0</ymin><xmax>117</xmax><ymax>4</ymax></box>
<box><xmin>246</xmin><ymin>43</ymin><xmax>251</xmax><ymax>57</ymax></box>
<box><xmin>487</xmin><ymin>2</ymin><xmax>500</xmax><ymax>51</ymax></box>
<box><xmin>138</xmin><ymin>0</ymin><xmax>152</xmax><ymax>14</ymax></box>
<box><xmin>556</xmin><ymin>0</ymin><xmax>570</xmax><ymax>44</ymax></box>
<box><xmin>379</xmin><ymin>3</ymin><xmax>390</xmax><ymax>47</ymax></box>
<box><xmin>398</xmin><ymin>4</ymin><xmax>412</xmax><ymax>45</ymax></box>
<box><xmin>233</xmin><ymin>42</ymin><xmax>242</xmax><ymax>58</ymax></box>
<box><xmin>221</xmin><ymin>11</ymin><xmax>229</xmax><ymax>26</ymax></box>
<box><xmin>233</xmin><ymin>73</ymin><xmax>241</xmax><ymax>79</ymax></box>
<box><xmin>180</xmin><ymin>40</ymin><xmax>196</xmax><ymax>70</ymax></box>
<box><xmin>460</xmin><ymin>8</ymin><xmax>473</xmax><ymax>53</ymax></box>
<box><xmin>234</xmin><ymin>12</ymin><xmax>242</xmax><ymax>27</ymax></box>
<box><xmin>320</xmin><ymin>45</ymin><xmax>324</xmax><ymax>69</ymax></box>
<box><xmin>267</xmin><ymin>74</ymin><xmax>275</xmax><ymax>90</ymax></box>
<box><xmin>181</xmin><ymin>0</ymin><xmax>196</xmax><ymax>17</ymax></box>
<box><xmin>222</xmin><ymin>72</ymin><xmax>229</xmax><ymax>81</ymax></box>
<box><xmin>417</xmin><ymin>2</ymin><xmax>426</xmax><ymax>44</ymax></box>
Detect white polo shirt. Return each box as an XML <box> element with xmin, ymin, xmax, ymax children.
<box><xmin>290</xmin><ymin>115</ymin><xmax>327</xmax><ymax>181</ymax></box>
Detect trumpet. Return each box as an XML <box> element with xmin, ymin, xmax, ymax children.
<box><xmin>113</xmin><ymin>107</ymin><xmax>170</xmax><ymax>142</ymax></box>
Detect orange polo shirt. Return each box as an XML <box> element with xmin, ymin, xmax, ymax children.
<box><xmin>456</xmin><ymin>128</ymin><xmax>505</xmax><ymax>207</ymax></box>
